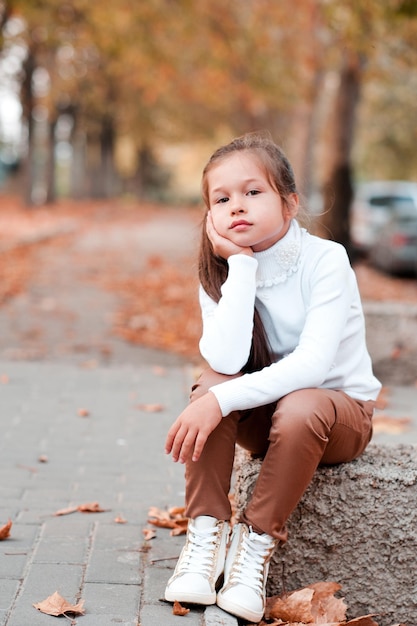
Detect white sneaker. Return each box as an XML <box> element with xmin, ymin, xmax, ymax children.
<box><xmin>164</xmin><ymin>516</ymin><xmax>229</xmax><ymax>605</ymax></box>
<box><xmin>217</xmin><ymin>523</ymin><xmax>276</xmax><ymax>622</ymax></box>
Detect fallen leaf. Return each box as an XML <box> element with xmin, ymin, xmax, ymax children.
<box><xmin>135</xmin><ymin>403</ymin><xmax>165</xmax><ymax>412</ymax></box>
<box><xmin>308</xmin><ymin>581</ymin><xmax>347</xmax><ymax>623</ymax></box>
<box><xmin>345</xmin><ymin>615</ymin><xmax>379</xmax><ymax>626</ymax></box>
<box><xmin>268</xmin><ymin>582</ymin><xmax>347</xmax><ymax>625</ymax></box>
<box><xmin>77</xmin><ymin>408</ymin><xmax>90</xmax><ymax>417</ymax></box>
<box><xmin>142</xmin><ymin>527</ymin><xmax>157</xmax><ymax>540</ymax></box>
<box><xmin>269</xmin><ymin>587</ymin><xmax>315</xmax><ymax>623</ymax></box>
<box><xmin>114</xmin><ymin>516</ymin><xmax>127</xmax><ymax>524</ymax></box>
<box><xmin>0</xmin><ymin>519</ymin><xmax>12</xmax><ymax>540</ymax></box>
<box><xmin>0</xmin><ymin>374</ymin><xmax>9</xmax><ymax>384</ymax></box>
<box><xmin>54</xmin><ymin>502</ymin><xmax>108</xmax><ymax>516</ymax></box>
<box><xmin>148</xmin><ymin>506</ymin><xmax>188</xmax><ymax>536</ymax></box>
<box><xmin>372</xmin><ymin>415</ymin><xmax>411</xmax><ymax>434</ymax></box>
<box><xmin>77</xmin><ymin>502</ymin><xmax>107</xmax><ymax>513</ymax></box>
<box><xmin>173</xmin><ymin>600</ymin><xmax>190</xmax><ymax>616</ymax></box>
<box><xmin>38</xmin><ymin>454</ymin><xmax>48</xmax><ymax>463</ymax></box>
<box><xmin>33</xmin><ymin>591</ymin><xmax>85</xmax><ymax>617</ymax></box>
<box><xmin>54</xmin><ymin>506</ymin><xmax>79</xmax><ymax>516</ymax></box>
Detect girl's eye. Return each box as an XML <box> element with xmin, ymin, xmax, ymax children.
<box><xmin>216</xmin><ymin>197</ymin><xmax>229</xmax><ymax>204</ymax></box>
<box><xmin>247</xmin><ymin>189</ymin><xmax>261</xmax><ymax>196</ymax></box>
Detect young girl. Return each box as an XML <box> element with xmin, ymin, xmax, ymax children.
<box><xmin>164</xmin><ymin>132</ymin><xmax>381</xmax><ymax>623</ymax></box>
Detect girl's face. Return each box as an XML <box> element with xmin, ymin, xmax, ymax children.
<box><xmin>206</xmin><ymin>151</ymin><xmax>298</xmax><ymax>252</ymax></box>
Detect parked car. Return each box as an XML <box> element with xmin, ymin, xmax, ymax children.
<box><xmin>368</xmin><ymin>203</ymin><xmax>417</xmax><ymax>275</ymax></box>
<box><xmin>351</xmin><ymin>180</ymin><xmax>417</xmax><ymax>253</ymax></box>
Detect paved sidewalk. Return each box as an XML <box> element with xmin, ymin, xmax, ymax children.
<box><xmin>2</xmin><ymin>360</ymin><xmax>417</xmax><ymax>626</ymax></box>
<box><xmin>0</xmin><ymin>359</ymin><xmax>238</xmax><ymax>626</ymax></box>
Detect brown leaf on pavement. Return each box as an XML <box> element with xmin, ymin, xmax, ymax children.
<box><xmin>268</xmin><ymin>582</ymin><xmax>347</xmax><ymax>624</ymax></box>
<box><xmin>173</xmin><ymin>600</ymin><xmax>190</xmax><ymax>616</ymax></box>
<box><xmin>265</xmin><ymin>583</ymin><xmax>381</xmax><ymax>626</ymax></box>
<box><xmin>268</xmin><ymin>587</ymin><xmax>315</xmax><ymax>623</ymax></box>
<box><xmin>54</xmin><ymin>506</ymin><xmax>79</xmax><ymax>516</ymax></box>
<box><xmin>308</xmin><ymin>581</ymin><xmax>347</xmax><ymax>622</ymax></box>
<box><xmin>142</xmin><ymin>527</ymin><xmax>157</xmax><ymax>540</ymax></box>
<box><xmin>135</xmin><ymin>403</ymin><xmax>165</xmax><ymax>412</ymax></box>
<box><xmin>54</xmin><ymin>502</ymin><xmax>109</xmax><ymax>516</ymax></box>
<box><xmin>372</xmin><ymin>415</ymin><xmax>411</xmax><ymax>434</ymax></box>
<box><xmin>114</xmin><ymin>516</ymin><xmax>127</xmax><ymax>524</ymax></box>
<box><xmin>77</xmin><ymin>501</ymin><xmax>108</xmax><ymax>513</ymax></box>
<box><xmin>33</xmin><ymin>591</ymin><xmax>85</xmax><ymax>616</ymax></box>
<box><xmin>0</xmin><ymin>519</ymin><xmax>12</xmax><ymax>540</ymax></box>
<box><xmin>77</xmin><ymin>407</ymin><xmax>90</xmax><ymax>417</ymax></box>
<box><xmin>148</xmin><ymin>506</ymin><xmax>188</xmax><ymax>536</ymax></box>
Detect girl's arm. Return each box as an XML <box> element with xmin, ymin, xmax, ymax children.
<box><xmin>199</xmin><ymin>254</ymin><xmax>258</xmax><ymax>374</ymax></box>
<box><xmin>209</xmin><ymin>244</ymin><xmax>380</xmax><ymax>415</ymax></box>
<box><xmin>199</xmin><ymin>212</ymin><xmax>258</xmax><ymax>374</ymax></box>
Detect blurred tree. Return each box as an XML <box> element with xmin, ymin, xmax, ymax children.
<box><xmin>314</xmin><ymin>0</ymin><xmax>417</xmax><ymax>254</ymax></box>
<box><xmin>1</xmin><ymin>0</ymin><xmax>416</xmax><ymax>217</ymax></box>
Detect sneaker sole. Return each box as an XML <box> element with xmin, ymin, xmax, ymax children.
<box><xmin>165</xmin><ymin>589</ymin><xmax>216</xmax><ymax>605</ymax></box>
<box><xmin>217</xmin><ymin>594</ymin><xmax>264</xmax><ymax>623</ymax></box>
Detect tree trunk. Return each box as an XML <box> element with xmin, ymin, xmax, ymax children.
<box><xmin>99</xmin><ymin>115</ymin><xmax>117</xmax><ymax>197</ymax></box>
<box><xmin>45</xmin><ymin>117</ymin><xmax>57</xmax><ymax>204</ymax></box>
<box><xmin>20</xmin><ymin>48</ymin><xmax>36</xmax><ymax>206</ymax></box>
<box><xmin>320</xmin><ymin>52</ymin><xmax>364</xmax><ymax>256</ymax></box>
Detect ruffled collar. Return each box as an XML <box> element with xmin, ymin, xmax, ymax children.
<box><xmin>254</xmin><ymin>219</ymin><xmax>302</xmax><ymax>288</ymax></box>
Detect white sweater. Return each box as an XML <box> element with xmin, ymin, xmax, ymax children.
<box><xmin>199</xmin><ymin>219</ymin><xmax>381</xmax><ymax>417</ymax></box>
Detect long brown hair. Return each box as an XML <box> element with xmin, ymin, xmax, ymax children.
<box><xmin>198</xmin><ymin>132</ymin><xmax>299</xmax><ymax>373</ymax></box>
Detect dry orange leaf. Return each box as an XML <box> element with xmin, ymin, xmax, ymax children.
<box><xmin>148</xmin><ymin>506</ymin><xmax>188</xmax><ymax>536</ymax></box>
<box><xmin>54</xmin><ymin>502</ymin><xmax>108</xmax><ymax>516</ymax></box>
<box><xmin>136</xmin><ymin>403</ymin><xmax>165</xmax><ymax>412</ymax></box>
<box><xmin>173</xmin><ymin>600</ymin><xmax>190</xmax><ymax>616</ymax></box>
<box><xmin>114</xmin><ymin>516</ymin><xmax>127</xmax><ymax>524</ymax></box>
<box><xmin>308</xmin><ymin>581</ymin><xmax>347</xmax><ymax>622</ymax></box>
<box><xmin>266</xmin><ymin>583</ymin><xmax>381</xmax><ymax>626</ymax></box>
<box><xmin>372</xmin><ymin>415</ymin><xmax>411</xmax><ymax>434</ymax></box>
<box><xmin>33</xmin><ymin>591</ymin><xmax>85</xmax><ymax>617</ymax></box>
<box><xmin>269</xmin><ymin>587</ymin><xmax>315</xmax><ymax>623</ymax></box>
<box><xmin>345</xmin><ymin>616</ymin><xmax>379</xmax><ymax>626</ymax></box>
<box><xmin>38</xmin><ymin>454</ymin><xmax>48</xmax><ymax>463</ymax></box>
<box><xmin>142</xmin><ymin>527</ymin><xmax>157</xmax><ymax>540</ymax></box>
<box><xmin>0</xmin><ymin>519</ymin><xmax>12</xmax><ymax>540</ymax></box>
<box><xmin>77</xmin><ymin>502</ymin><xmax>107</xmax><ymax>513</ymax></box>
<box><xmin>54</xmin><ymin>506</ymin><xmax>79</xmax><ymax>516</ymax></box>
<box><xmin>77</xmin><ymin>408</ymin><xmax>90</xmax><ymax>417</ymax></box>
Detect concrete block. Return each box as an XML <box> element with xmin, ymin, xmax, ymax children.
<box><xmin>234</xmin><ymin>443</ymin><xmax>417</xmax><ymax>626</ymax></box>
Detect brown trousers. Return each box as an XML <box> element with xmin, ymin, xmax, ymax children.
<box><xmin>185</xmin><ymin>368</ymin><xmax>375</xmax><ymax>542</ymax></box>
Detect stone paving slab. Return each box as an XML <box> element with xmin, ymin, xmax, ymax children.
<box><xmin>1</xmin><ymin>360</ymin><xmax>237</xmax><ymax>626</ymax></box>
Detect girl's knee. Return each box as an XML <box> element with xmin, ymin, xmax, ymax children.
<box><xmin>270</xmin><ymin>389</ymin><xmax>335</xmax><ymax>440</ymax></box>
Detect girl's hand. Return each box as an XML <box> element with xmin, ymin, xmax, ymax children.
<box><xmin>164</xmin><ymin>392</ymin><xmax>222</xmax><ymax>463</ymax></box>
<box><xmin>206</xmin><ymin>211</ymin><xmax>253</xmax><ymax>259</ymax></box>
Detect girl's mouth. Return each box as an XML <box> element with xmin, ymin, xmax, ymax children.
<box><xmin>230</xmin><ymin>220</ymin><xmax>252</xmax><ymax>231</ymax></box>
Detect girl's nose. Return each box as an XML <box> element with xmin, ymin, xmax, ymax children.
<box><xmin>230</xmin><ymin>199</ymin><xmax>246</xmax><ymax>215</ymax></box>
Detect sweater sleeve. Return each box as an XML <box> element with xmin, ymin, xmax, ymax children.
<box><xmin>199</xmin><ymin>254</ymin><xmax>258</xmax><ymax>374</ymax></box>
<box><xmin>210</xmin><ymin>245</ymin><xmax>360</xmax><ymax>415</ymax></box>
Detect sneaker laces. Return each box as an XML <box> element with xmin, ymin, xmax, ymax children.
<box><xmin>229</xmin><ymin>528</ymin><xmax>275</xmax><ymax>594</ymax></box>
<box><xmin>177</xmin><ymin>524</ymin><xmax>220</xmax><ymax>577</ymax></box>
